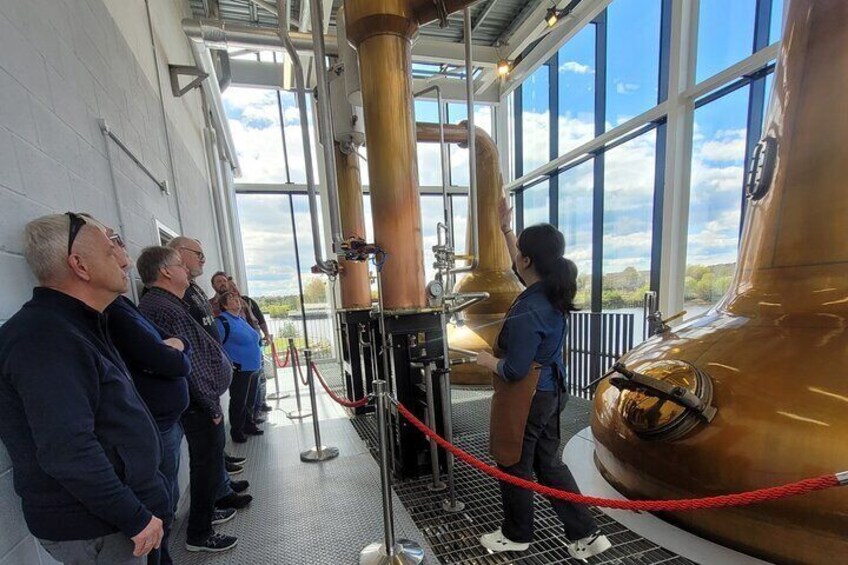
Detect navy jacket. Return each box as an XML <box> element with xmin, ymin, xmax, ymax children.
<box><xmin>106</xmin><ymin>296</ymin><xmax>191</xmax><ymax>429</ymax></box>
<box><xmin>0</xmin><ymin>288</ymin><xmax>170</xmax><ymax>541</ymax></box>
<box><xmin>496</xmin><ymin>282</ymin><xmax>569</xmax><ymax>391</ymax></box>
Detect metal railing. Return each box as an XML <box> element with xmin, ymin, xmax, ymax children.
<box><xmin>566</xmin><ymin>311</ymin><xmax>635</xmax><ymax>399</ymax></box>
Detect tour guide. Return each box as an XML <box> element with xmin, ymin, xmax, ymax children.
<box><xmin>474</xmin><ymin>196</ymin><xmax>612</xmax><ymax>560</ymax></box>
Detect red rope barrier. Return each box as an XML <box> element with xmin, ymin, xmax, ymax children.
<box><xmin>270</xmin><ymin>342</ymin><xmax>289</xmax><ymax>369</ymax></box>
<box><xmin>311</xmin><ymin>362</ymin><xmax>370</xmax><ymax>409</ymax></box>
<box><xmin>395</xmin><ymin>402</ymin><xmax>843</xmax><ymax>512</ymax></box>
<box><xmin>292</xmin><ymin>349</ymin><xmax>308</xmax><ymax>386</ymax></box>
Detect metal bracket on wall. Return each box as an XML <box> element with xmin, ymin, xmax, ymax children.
<box><xmin>99</xmin><ymin>119</ymin><xmax>169</xmax><ymax>194</ymax></box>
<box><xmin>168</xmin><ymin>64</ymin><xmax>208</xmax><ymax>97</ymax></box>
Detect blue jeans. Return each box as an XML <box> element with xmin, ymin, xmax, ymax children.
<box><xmin>159</xmin><ymin>422</ymin><xmax>183</xmax><ymax>565</ymax></box>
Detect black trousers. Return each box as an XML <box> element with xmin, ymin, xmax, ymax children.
<box><xmin>181</xmin><ymin>406</ymin><xmax>225</xmax><ymax>543</ymax></box>
<box><xmin>228</xmin><ymin>370</ymin><xmax>259</xmax><ymax>439</ymax></box>
<box><xmin>498</xmin><ymin>389</ymin><xmax>597</xmax><ymax>543</ymax></box>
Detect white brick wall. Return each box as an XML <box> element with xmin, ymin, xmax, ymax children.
<box><xmin>0</xmin><ymin>0</ymin><xmax>226</xmax><ymax>562</ymax></box>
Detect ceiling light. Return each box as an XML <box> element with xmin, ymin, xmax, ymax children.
<box><xmin>545</xmin><ymin>6</ymin><xmax>559</xmax><ymax>27</ymax></box>
<box><xmin>497</xmin><ymin>59</ymin><xmax>511</xmax><ymax>77</ymax></box>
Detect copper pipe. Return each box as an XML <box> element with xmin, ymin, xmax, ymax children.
<box><xmin>592</xmin><ymin>1</ymin><xmax>848</xmax><ymax>562</ymax></box>
<box><xmin>416</xmin><ymin>122</ymin><xmax>523</xmax><ymax>384</ymax></box>
<box><xmin>335</xmin><ymin>143</ymin><xmax>372</xmax><ymax>310</ymax></box>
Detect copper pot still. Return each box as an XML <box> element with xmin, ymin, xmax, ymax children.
<box><xmin>591</xmin><ymin>1</ymin><xmax>848</xmax><ymax>564</ymax></box>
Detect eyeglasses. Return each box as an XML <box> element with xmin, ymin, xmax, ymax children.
<box><xmin>66</xmin><ymin>212</ymin><xmax>87</xmax><ymax>256</ymax></box>
<box><xmin>109</xmin><ymin>233</ymin><xmax>125</xmax><ymax>248</ymax></box>
<box><xmin>164</xmin><ymin>262</ymin><xmax>188</xmax><ymax>272</ymax></box>
<box><xmin>179</xmin><ymin>247</ymin><xmax>205</xmax><ymax>261</ymax></box>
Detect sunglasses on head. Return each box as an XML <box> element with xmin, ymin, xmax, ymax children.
<box><xmin>65</xmin><ymin>212</ymin><xmax>87</xmax><ymax>256</ymax></box>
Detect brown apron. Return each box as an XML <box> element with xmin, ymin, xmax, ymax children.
<box><xmin>489</xmin><ymin>340</ymin><xmax>540</xmax><ymax>467</ymax></box>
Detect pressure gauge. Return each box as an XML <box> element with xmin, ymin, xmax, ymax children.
<box><xmin>426</xmin><ymin>280</ymin><xmax>444</xmax><ymax>306</ymax></box>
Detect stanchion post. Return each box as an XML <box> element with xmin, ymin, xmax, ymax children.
<box><xmin>422</xmin><ymin>361</ymin><xmax>446</xmax><ymax>492</ymax></box>
<box><xmin>360</xmin><ymin>380</ymin><xmax>424</xmax><ymax>565</ymax></box>
<box><xmin>267</xmin><ymin>334</ymin><xmax>290</xmax><ymax>401</ymax></box>
<box><xmin>287</xmin><ymin>337</ymin><xmax>311</xmax><ymax>420</ymax></box>
<box><xmin>439</xmin><ymin>368</ymin><xmax>465</xmax><ymax>512</ymax></box>
<box><xmin>300</xmin><ymin>348</ymin><xmax>339</xmax><ymax>462</ymax></box>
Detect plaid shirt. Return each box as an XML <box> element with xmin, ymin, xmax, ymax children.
<box><xmin>139</xmin><ymin>287</ymin><xmax>232</xmax><ymax>419</ymax></box>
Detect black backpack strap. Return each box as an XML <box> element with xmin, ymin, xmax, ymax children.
<box><xmin>217</xmin><ymin>315</ymin><xmax>231</xmax><ymax>344</ymax></box>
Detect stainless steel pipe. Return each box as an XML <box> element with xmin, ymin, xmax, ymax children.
<box><xmin>299</xmin><ymin>348</ymin><xmax>340</xmax><ymax>462</ymax></box>
<box><xmin>422</xmin><ymin>362</ymin><xmax>446</xmax><ymax>492</ymax></box>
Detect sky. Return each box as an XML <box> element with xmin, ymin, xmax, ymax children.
<box><xmin>225</xmin><ymin>0</ymin><xmax>784</xmax><ymax>300</ymax></box>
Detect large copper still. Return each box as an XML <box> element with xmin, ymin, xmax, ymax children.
<box><xmin>591</xmin><ymin>1</ymin><xmax>848</xmax><ymax>563</ymax></box>
<box><xmin>416</xmin><ymin>123</ymin><xmax>523</xmax><ymax>385</ymax></box>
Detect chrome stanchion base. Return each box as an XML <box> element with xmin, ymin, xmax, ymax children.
<box><xmin>442</xmin><ymin>498</ymin><xmax>465</xmax><ymax>513</ymax></box>
<box><xmin>359</xmin><ymin>540</ymin><xmax>425</xmax><ymax>565</ymax></box>
<box><xmin>426</xmin><ymin>481</ymin><xmax>447</xmax><ymax>492</ymax></box>
<box><xmin>300</xmin><ymin>445</ymin><xmax>339</xmax><ymax>462</ymax></box>
<box><xmin>287</xmin><ymin>410</ymin><xmax>312</xmax><ymax>420</ymax></box>
<box><xmin>267</xmin><ymin>392</ymin><xmax>291</xmax><ymax>400</ymax></box>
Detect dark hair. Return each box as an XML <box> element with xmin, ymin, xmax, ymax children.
<box><xmin>211</xmin><ymin>271</ymin><xmax>229</xmax><ymax>284</ymax></box>
<box><xmin>220</xmin><ymin>290</ymin><xmax>240</xmax><ymax>309</ymax></box>
<box><xmin>517</xmin><ymin>224</ymin><xmax>579</xmax><ymax>315</ymax></box>
<box><xmin>136</xmin><ymin>246</ymin><xmax>180</xmax><ymax>286</ymax></box>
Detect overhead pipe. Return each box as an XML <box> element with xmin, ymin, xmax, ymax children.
<box><xmin>182</xmin><ymin>17</ymin><xmax>338</xmax><ymax>55</ymax></box>
<box><xmin>273</xmin><ymin>0</ymin><xmax>334</xmax><ymax>274</ymax></box>
<box><xmin>452</xmin><ymin>7</ymin><xmax>479</xmax><ymax>274</ymax></box>
<box><xmin>186</xmin><ymin>32</ymin><xmax>241</xmax><ymax>175</ymax></box>
<box><xmin>309</xmin><ymin>0</ymin><xmax>344</xmax><ymax>252</ymax></box>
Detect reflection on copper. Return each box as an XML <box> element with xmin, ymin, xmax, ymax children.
<box><xmin>416</xmin><ymin>122</ymin><xmax>524</xmax><ymax>385</ymax></box>
<box><xmin>592</xmin><ymin>1</ymin><xmax>848</xmax><ymax>563</ymax></box>
<box><xmin>335</xmin><ymin>143</ymin><xmax>372</xmax><ymax>310</ymax></box>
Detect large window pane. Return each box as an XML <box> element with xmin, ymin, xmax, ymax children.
<box><xmin>522</xmin><ymin>182</ymin><xmax>549</xmax><ymax>227</ymax></box>
<box><xmin>606</xmin><ymin>0</ymin><xmax>661</xmax><ymax>130</ymax></box>
<box><xmin>415</xmin><ymin>100</ymin><xmax>443</xmax><ymax>187</ymax></box>
<box><xmin>602</xmin><ymin>131</ymin><xmax>656</xmax><ymax>343</ymax></box>
<box><xmin>686</xmin><ymin>88</ymin><xmax>749</xmax><ymax>316</ymax></box>
<box><xmin>451</xmin><ymin>195</ymin><xmax>468</xmax><ymax>256</ymax></box>
<box><xmin>448</xmin><ymin>103</ymin><xmax>494</xmax><ymax>186</ymax></box>
<box><xmin>558</xmin><ymin>161</ymin><xmax>594</xmax><ymax>309</ymax></box>
<box><xmin>770</xmin><ymin>0</ymin><xmax>785</xmax><ymax>44</ymax></box>
<box><xmin>420</xmin><ymin>195</ymin><xmax>444</xmax><ymax>283</ymax></box>
<box><xmin>282</xmin><ymin>92</ymin><xmax>319</xmax><ymax>184</ymax></box>
<box><xmin>697</xmin><ymin>0</ymin><xmax>756</xmax><ymax>83</ymax></box>
<box><xmin>236</xmin><ymin>194</ymin><xmax>334</xmax><ymax>358</ymax></box>
<box><xmin>223</xmin><ymin>88</ymin><xmax>286</xmax><ymax>184</ymax></box>
<box><xmin>521</xmin><ymin>66</ymin><xmax>550</xmax><ymax>173</ymax></box>
<box><xmin>558</xmin><ymin>24</ymin><xmax>596</xmax><ymax>155</ymax></box>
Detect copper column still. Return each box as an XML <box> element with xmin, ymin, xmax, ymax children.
<box><xmin>344</xmin><ymin>0</ymin><xmax>477</xmax><ymax>312</ymax></box>
<box><xmin>591</xmin><ymin>1</ymin><xmax>848</xmax><ymax>563</ymax></box>
<box><xmin>335</xmin><ymin>142</ymin><xmax>372</xmax><ymax>310</ymax></box>
<box><xmin>416</xmin><ymin>123</ymin><xmax>523</xmax><ymax>384</ymax></box>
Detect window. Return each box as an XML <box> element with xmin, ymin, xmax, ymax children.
<box><xmin>450</xmin><ymin>195</ymin><xmax>468</xmax><ymax>256</ymax></box>
<box><xmin>606</xmin><ymin>0</ymin><xmax>662</xmax><ymax>130</ymax></box>
<box><xmin>521</xmin><ymin>66</ymin><xmax>550</xmax><ymax>174</ymax></box>
<box><xmin>602</xmin><ymin>130</ymin><xmax>657</xmax><ymax>341</ymax></box>
<box><xmin>281</xmin><ymin>91</ymin><xmax>319</xmax><ymax>184</ymax></box>
<box><xmin>415</xmin><ymin>100</ymin><xmax>443</xmax><ymax>187</ymax></box>
<box><xmin>223</xmin><ymin>87</ymin><xmax>286</xmax><ymax>184</ymax></box>
<box><xmin>557</xmin><ymin>161</ymin><xmax>594</xmax><ymax>310</ymax></box>
<box><xmin>686</xmin><ymin>88</ymin><xmax>750</xmax><ymax>315</ymax></box>
<box><xmin>696</xmin><ymin>0</ymin><xmax>757</xmax><ymax>83</ymax></box>
<box><xmin>770</xmin><ymin>0</ymin><xmax>785</xmax><ymax>44</ymax></box>
<box><xmin>558</xmin><ymin>24</ymin><xmax>596</xmax><ymax>155</ymax></box>
<box><xmin>420</xmin><ymin>195</ymin><xmax>445</xmax><ymax>283</ymax></box>
<box><xmin>522</xmin><ymin>182</ymin><xmax>549</xmax><ymax>227</ymax></box>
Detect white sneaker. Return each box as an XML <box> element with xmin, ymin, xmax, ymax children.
<box><xmin>567</xmin><ymin>530</ymin><xmax>611</xmax><ymax>560</ymax></box>
<box><xmin>480</xmin><ymin>529</ymin><xmax>530</xmax><ymax>553</ymax></box>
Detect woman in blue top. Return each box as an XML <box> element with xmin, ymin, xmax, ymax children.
<box><xmin>475</xmin><ymin>197</ymin><xmax>611</xmax><ymax>561</ymax></box>
<box><xmin>216</xmin><ymin>291</ymin><xmax>264</xmax><ymax>443</ymax></box>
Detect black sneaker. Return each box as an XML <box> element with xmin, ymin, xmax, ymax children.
<box><xmin>260</xmin><ymin>403</ymin><xmax>273</xmax><ymax>412</ymax></box>
<box><xmin>225</xmin><ymin>454</ymin><xmax>247</xmax><ymax>465</ymax></box>
<box><xmin>231</xmin><ymin>433</ymin><xmax>248</xmax><ymax>444</ymax></box>
<box><xmin>226</xmin><ymin>461</ymin><xmax>244</xmax><ymax>475</ymax></box>
<box><xmin>185</xmin><ymin>532</ymin><xmax>238</xmax><ymax>553</ymax></box>
<box><xmin>244</xmin><ymin>426</ymin><xmax>264</xmax><ymax>436</ymax></box>
<box><xmin>211</xmin><ymin>507</ymin><xmax>236</xmax><ymax>525</ymax></box>
<box><xmin>230</xmin><ymin>479</ymin><xmax>250</xmax><ymax>493</ymax></box>
<box><xmin>216</xmin><ymin>492</ymin><xmax>253</xmax><ymax>510</ymax></box>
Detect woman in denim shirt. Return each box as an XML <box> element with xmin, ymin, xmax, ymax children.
<box><xmin>476</xmin><ymin>197</ymin><xmax>611</xmax><ymax>561</ymax></box>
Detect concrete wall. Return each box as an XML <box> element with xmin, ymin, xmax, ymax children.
<box><xmin>0</xmin><ymin>0</ymin><xmax>225</xmax><ymax>562</ymax></box>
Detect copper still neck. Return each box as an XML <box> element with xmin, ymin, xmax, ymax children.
<box><xmin>335</xmin><ymin>142</ymin><xmax>371</xmax><ymax>310</ymax></box>
<box><xmin>721</xmin><ymin>0</ymin><xmax>848</xmax><ymax>320</ymax></box>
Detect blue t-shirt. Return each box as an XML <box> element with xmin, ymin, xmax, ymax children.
<box><xmin>495</xmin><ymin>282</ymin><xmax>568</xmax><ymax>391</ymax></box>
<box><xmin>216</xmin><ymin>312</ymin><xmax>262</xmax><ymax>372</ymax></box>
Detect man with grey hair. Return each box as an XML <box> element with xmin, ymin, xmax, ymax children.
<box><xmin>137</xmin><ymin>246</ymin><xmax>238</xmax><ymax>554</ymax></box>
<box><xmin>0</xmin><ymin>213</ymin><xmax>169</xmax><ymax>564</ymax></box>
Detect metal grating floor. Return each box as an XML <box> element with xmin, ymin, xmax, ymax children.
<box><xmin>351</xmin><ymin>391</ymin><xmax>697</xmax><ymax>565</ymax></box>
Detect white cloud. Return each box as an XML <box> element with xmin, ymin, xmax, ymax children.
<box><xmin>560</xmin><ymin>61</ymin><xmax>594</xmax><ymax>75</ymax></box>
<box><xmin>698</xmin><ymin>128</ymin><xmax>747</xmax><ymax>162</ymax></box>
<box><xmin>615</xmin><ymin>81</ymin><xmax>640</xmax><ymax>94</ymax></box>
